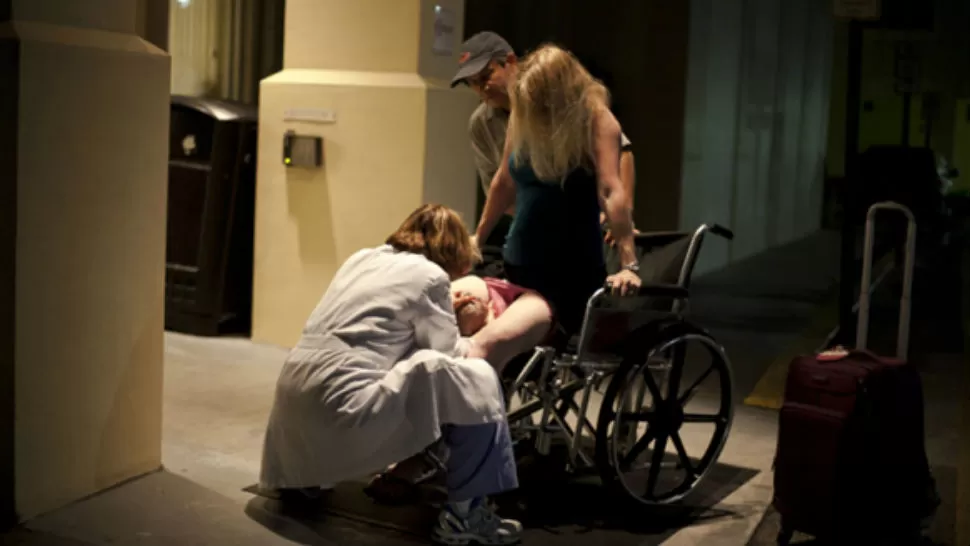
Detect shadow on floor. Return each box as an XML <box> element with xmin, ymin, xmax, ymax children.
<box><xmin>244</xmin><ymin>460</ymin><xmax>760</xmax><ymax>545</ymax></box>
<box><xmin>8</xmin><ymin>471</ymin><xmax>319</xmax><ymax>546</ymax></box>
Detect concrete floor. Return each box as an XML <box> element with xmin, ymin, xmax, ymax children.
<box><xmin>0</xmin><ymin>332</ymin><xmax>778</xmax><ymax>546</ymax></box>
<box><xmin>4</xmin><ymin>230</ymin><xmax>847</xmax><ymax>546</ymax></box>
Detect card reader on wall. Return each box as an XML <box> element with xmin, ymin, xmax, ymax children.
<box><xmin>283</xmin><ymin>130</ymin><xmax>323</xmax><ymax>168</ymax></box>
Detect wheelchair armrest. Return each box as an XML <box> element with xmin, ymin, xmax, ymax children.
<box><xmin>602</xmin><ymin>281</ymin><xmax>688</xmax><ymax>299</ymax></box>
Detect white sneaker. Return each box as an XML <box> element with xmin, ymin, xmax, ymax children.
<box><xmin>432</xmin><ymin>498</ymin><xmax>522</xmax><ymax>545</ymax></box>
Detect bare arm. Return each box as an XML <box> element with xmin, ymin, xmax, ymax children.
<box><xmin>593</xmin><ymin>110</ymin><xmax>637</xmax><ymax>267</ymax></box>
<box><xmin>602</xmin><ymin>149</ymin><xmax>637</xmax><ymax>230</ymax></box>
<box><xmin>470</xmin><ymin>117</ymin><xmax>500</xmax><ymax>195</ymax></box>
<box><xmin>475</xmin><ymin>131</ymin><xmax>517</xmax><ymax>243</ymax></box>
<box><xmin>620</xmin><ymin>150</ymin><xmax>636</xmax><ymax>210</ymax></box>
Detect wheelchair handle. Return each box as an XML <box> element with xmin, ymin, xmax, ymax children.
<box><xmin>707</xmin><ymin>224</ymin><xmax>734</xmax><ymax>240</ymax></box>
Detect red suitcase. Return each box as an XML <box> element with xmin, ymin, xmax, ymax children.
<box><xmin>772</xmin><ymin>202</ymin><xmax>937</xmax><ymax>545</ymax></box>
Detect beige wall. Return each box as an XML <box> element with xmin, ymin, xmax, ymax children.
<box><xmin>252</xmin><ymin>0</ymin><xmax>478</xmax><ymax>348</ymax></box>
<box><xmin>3</xmin><ymin>2</ymin><xmax>169</xmax><ymax>520</ymax></box>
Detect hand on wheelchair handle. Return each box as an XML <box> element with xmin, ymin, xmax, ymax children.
<box><xmin>605</xmin><ymin>269</ymin><xmax>641</xmax><ymax>297</ymax></box>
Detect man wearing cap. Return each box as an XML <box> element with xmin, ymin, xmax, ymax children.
<box><xmin>451</xmin><ymin>31</ymin><xmax>637</xmax><ymax>248</ymax></box>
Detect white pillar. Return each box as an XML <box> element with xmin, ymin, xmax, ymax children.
<box><xmin>251</xmin><ymin>0</ymin><xmax>479</xmax><ymax>347</ymax></box>
<box><xmin>1</xmin><ymin>0</ymin><xmax>170</xmax><ymax>521</ymax></box>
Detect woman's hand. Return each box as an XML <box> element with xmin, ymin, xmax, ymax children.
<box><xmin>605</xmin><ymin>269</ymin><xmax>641</xmax><ymax>297</ymax></box>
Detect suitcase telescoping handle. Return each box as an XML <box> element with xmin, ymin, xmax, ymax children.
<box><xmin>856</xmin><ymin>201</ymin><xmax>916</xmax><ymax>359</ymax></box>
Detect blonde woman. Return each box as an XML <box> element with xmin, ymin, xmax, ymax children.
<box><xmin>470</xmin><ymin>44</ymin><xmax>642</xmax><ymax>358</ymax></box>
<box><xmin>451</xmin><ymin>31</ymin><xmax>639</xmax><ymax>248</ymax></box>
<box><xmin>259</xmin><ymin>204</ymin><xmax>522</xmax><ymax>545</ymax></box>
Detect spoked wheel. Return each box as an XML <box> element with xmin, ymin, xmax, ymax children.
<box><xmin>594</xmin><ymin>321</ymin><xmax>734</xmax><ymax>505</ymax></box>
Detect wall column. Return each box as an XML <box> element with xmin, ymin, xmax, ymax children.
<box><xmin>0</xmin><ymin>0</ymin><xmax>170</xmax><ymax>522</ymax></box>
<box><xmin>252</xmin><ymin>0</ymin><xmax>479</xmax><ymax>347</ymax></box>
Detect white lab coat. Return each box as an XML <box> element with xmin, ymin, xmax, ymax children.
<box><xmin>258</xmin><ymin>245</ymin><xmax>506</xmax><ymax>490</ymax></box>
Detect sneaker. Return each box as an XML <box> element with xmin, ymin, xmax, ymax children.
<box><xmin>432</xmin><ymin>499</ymin><xmax>522</xmax><ymax>545</ymax></box>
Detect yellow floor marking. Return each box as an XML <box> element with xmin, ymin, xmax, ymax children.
<box><xmin>743</xmin><ymin>287</ymin><xmax>840</xmax><ymax>410</ymax></box>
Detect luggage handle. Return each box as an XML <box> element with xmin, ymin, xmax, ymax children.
<box><xmin>856</xmin><ymin>202</ymin><xmax>916</xmax><ymax>360</ymax></box>
<box><xmin>818</xmin><ymin>346</ymin><xmax>885</xmax><ymax>367</ymax></box>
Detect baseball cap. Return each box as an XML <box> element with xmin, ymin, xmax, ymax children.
<box><xmin>450</xmin><ymin>31</ymin><xmax>514</xmax><ymax>88</ymax></box>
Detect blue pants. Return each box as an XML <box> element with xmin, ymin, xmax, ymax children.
<box><xmin>440</xmin><ymin>420</ymin><xmax>518</xmax><ymax>502</ymax></box>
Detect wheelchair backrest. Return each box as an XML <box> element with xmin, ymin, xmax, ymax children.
<box><xmin>580</xmin><ymin>233</ymin><xmax>694</xmax><ymax>356</ymax></box>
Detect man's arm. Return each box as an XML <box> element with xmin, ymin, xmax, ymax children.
<box><xmin>469</xmin><ymin>113</ymin><xmax>500</xmax><ymax>195</ymax></box>
<box><xmin>475</xmin><ymin>130</ymin><xmax>517</xmax><ymax>244</ymax></box>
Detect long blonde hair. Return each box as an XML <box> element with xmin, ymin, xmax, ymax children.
<box><xmin>507</xmin><ymin>44</ymin><xmax>610</xmax><ymax>183</ymax></box>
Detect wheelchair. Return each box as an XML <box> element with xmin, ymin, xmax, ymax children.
<box><xmin>482</xmin><ymin>223</ymin><xmax>736</xmax><ymax>507</ymax></box>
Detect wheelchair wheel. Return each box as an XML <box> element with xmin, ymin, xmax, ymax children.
<box><xmin>593</xmin><ymin>321</ymin><xmax>734</xmax><ymax>505</ymax></box>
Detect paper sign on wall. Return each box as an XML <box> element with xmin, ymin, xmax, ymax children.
<box><xmin>432</xmin><ymin>4</ymin><xmax>456</xmax><ymax>56</ymax></box>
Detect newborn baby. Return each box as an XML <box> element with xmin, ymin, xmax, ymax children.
<box><xmin>452</xmin><ymin>276</ymin><xmax>531</xmax><ymax>336</ymax></box>
<box><xmin>454</xmin><ymin>294</ymin><xmax>492</xmax><ymax>336</ymax></box>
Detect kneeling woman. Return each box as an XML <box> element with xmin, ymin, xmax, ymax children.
<box><xmin>258</xmin><ymin>204</ymin><xmax>522</xmax><ymax>545</ymax></box>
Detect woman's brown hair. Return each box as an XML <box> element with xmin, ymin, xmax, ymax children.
<box><xmin>386</xmin><ymin>204</ymin><xmax>481</xmax><ymax>279</ymax></box>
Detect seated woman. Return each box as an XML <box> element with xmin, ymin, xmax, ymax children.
<box><xmin>258</xmin><ymin>204</ymin><xmax>522</xmax><ymax>545</ymax></box>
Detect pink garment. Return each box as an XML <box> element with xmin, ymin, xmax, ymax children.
<box><xmin>484</xmin><ymin>277</ymin><xmax>529</xmax><ymax>317</ymax></box>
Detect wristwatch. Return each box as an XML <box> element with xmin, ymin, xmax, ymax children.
<box><xmin>622</xmin><ymin>261</ymin><xmax>640</xmax><ymax>273</ymax></box>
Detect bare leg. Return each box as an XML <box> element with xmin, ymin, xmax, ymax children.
<box><xmin>467</xmin><ymin>292</ymin><xmax>553</xmax><ymax>373</ymax></box>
